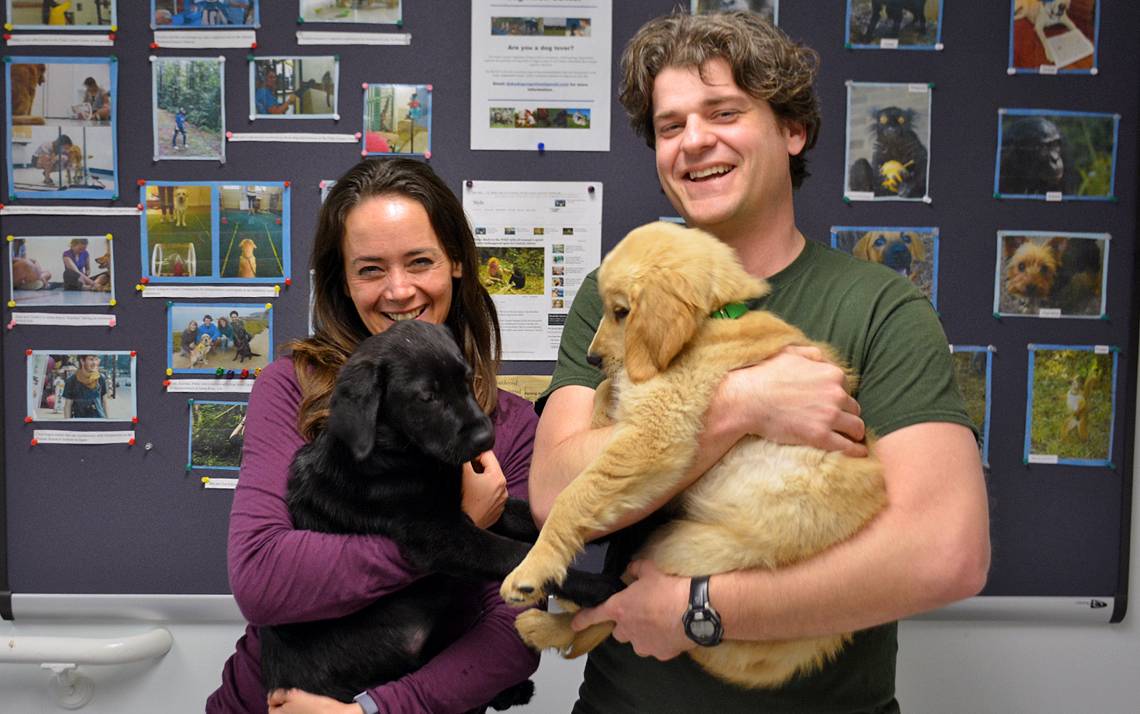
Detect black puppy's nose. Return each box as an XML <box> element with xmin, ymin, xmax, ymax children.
<box><xmin>466</xmin><ymin>419</ymin><xmax>495</xmax><ymax>454</ymax></box>
<box><xmin>586</xmin><ymin>352</ymin><xmax>603</xmax><ymax>368</ymax></box>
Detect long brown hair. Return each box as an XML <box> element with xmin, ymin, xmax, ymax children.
<box><xmin>619</xmin><ymin>10</ymin><xmax>821</xmax><ymax>188</ymax></box>
<box><xmin>289</xmin><ymin>158</ymin><xmax>501</xmax><ymax>440</ymax></box>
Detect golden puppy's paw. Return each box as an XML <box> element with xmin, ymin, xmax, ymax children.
<box><xmin>500</xmin><ymin>553</ymin><xmax>566</xmax><ymax>607</ymax></box>
<box><xmin>514</xmin><ymin>610</ymin><xmax>576</xmax><ymax>651</ymax></box>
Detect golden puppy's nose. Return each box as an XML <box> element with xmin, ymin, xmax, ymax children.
<box><xmin>586</xmin><ymin>352</ymin><xmax>603</xmax><ymax>368</ymax></box>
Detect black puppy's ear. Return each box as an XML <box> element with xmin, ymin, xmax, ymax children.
<box><xmin>326</xmin><ymin>355</ymin><xmax>383</xmax><ymax>461</ymax></box>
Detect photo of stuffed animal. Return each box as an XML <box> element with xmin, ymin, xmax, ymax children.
<box><xmin>10</xmin><ymin>63</ymin><xmax>47</xmax><ymax>125</ymax></box>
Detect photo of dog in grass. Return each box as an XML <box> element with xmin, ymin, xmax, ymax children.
<box><xmin>1027</xmin><ymin>346</ymin><xmax>1115</xmax><ymax>464</ymax></box>
<box><xmin>501</xmin><ymin>222</ymin><xmax>886</xmax><ymax>688</ymax></box>
<box><xmin>995</xmin><ymin>232</ymin><xmax>1106</xmax><ymax>317</ymax></box>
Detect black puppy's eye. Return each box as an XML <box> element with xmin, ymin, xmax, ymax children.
<box><xmin>613</xmin><ymin>306</ymin><xmax>629</xmax><ymax>322</ymax></box>
<box><xmin>419</xmin><ymin>391</ymin><xmax>435</xmax><ymax>403</ymax></box>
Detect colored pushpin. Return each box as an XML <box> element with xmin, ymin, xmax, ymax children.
<box><xmin>215</xmin><ymin>367</ymin><xmax>225</xmax><ymax>376</ymax></box>
<box><xmin>264</xmin><ymin>303</ymin><xmax>273</xmax><ymax>310</ymax></box>
<box><xmin>424</xmin><ymin>151</ymin><xmax>432</xmax><ymax>159</ymax></box>
<box><xmin>136</xmin><ymin>179</ymin><xmax>146</xmax><ymax>186</ymax></box>
<box><xmin>141</xmin><ymin>277</ymin><xmax>150</xmax><ymax>285</ymax></box>
<box><xmin>128</xmin><ymin>438</ymin><xmax>135</xmax><ymax>446</ymax></box>
<box><xmin>30</xmin><ymin>439</ymin><xmax>38</xmax><ymax>446</ymax></box>
<box><xmin>283</xmin><ymin>180</ymin><xmax>291</xmax><ymax>187</ymax></box>
<box><xmin>163</xmin><ymin>379</ymin><xmax>172</xmax><ymax>387</ymax></box>
<box><xmin>537</xmin><ymin>142</ymin><xmax>545</xmax><ymax>153</ymax></box>
<box><xmin>25</xmin><ymin>348</ymin><xmax>32</xmax><ymax>356</ymax></box>
<box><xmin>354</xmin><ymin>132</ymin><xmax>362</xmax><ymax>140</ymax></box>
<box><xmin>135</xmin><ymin>284</ymin><xmax>144</xmax><ymax>292</ymax></box>
<box><xmin>165</xmin><ymin>368</ymin><xmax>173</xmax><ymax>376</ymax></box>
<box><xmin>7</xmin><ymin>320</ymin><xmax>16</xmax><ymax>330</ymax></box>
<box><xmin>24</xmin><ymin>416</ymin><xmax>33</xmax><ymax>424</ymax></box>
<box><xmin>241</xmin><ymin>369</ymin><xmax>250</xmax><ymax>378</ymax></box>
<box><xmin>7</xmin><ymin>300</ymin><xmax>15</xmax><ymax>308</ymax></box>
<box><xmin>129</xmin><ymin>350</ymin><xmax>137</xmax><ymax>357</ymax></box>
<box><xmin>108</xmin><ymin>316</ymin><xmax>117</xmax><ymax>327</ymax></box>
<box><xmin>131</xmin><ymin>416</ymin><xmax>139</xmax><ymax>424</ymax></box>
<box><xmin>284</xmin><ymin>278</ymin><xmax>292</xmax><ymax>287</ymax></box>
<box><xmin>202</xmin><ymin>476</ymin><xmax>211</xmax><ymax>484</ymax></box>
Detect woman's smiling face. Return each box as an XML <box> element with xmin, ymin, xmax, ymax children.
<box><xmin>342</xmin><ymin>194</ymin><xmax>461</xmax><ymax>335</ymax></box>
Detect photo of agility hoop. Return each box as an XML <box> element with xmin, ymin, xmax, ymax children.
<box><xmin>152</xmin><ymin>0</ymin><xmax>259</xmax><ymax>28</ymax></box>
<box><xmin>831</xmin><ymin>226</ymin><xmax>938</xmax><ymax>308</ymax></box>
<box><xmin>845</xmin><ymin>0</ymin><xmax>944</xmax><ymax>49</ymax></box>
<box><xmin>1009</xmin><ymin>0</ymin><xmax>1099</xmax><ymax>74</ymax></box>
<box><xmin>168</xmin><ymin>302</ymin><xmax>273</xmax><ymax>374</ymax></box>
<box><xmin>142</xmin><ymin>182</ymin><xmax>213</xmax><ymax>280</ymax></box>
<box><xmin>300</xmin><ymin>0</ymin><xmax>401</xmax><ymax>24</ymax></box>
<box><xmin>845</xmin><ymin>82</ymin><xmax>932</xmax><ymax>202</ymax></box>
<box><xmin>691</xmin><ymin>0</ymin><xmax>777</xmax><ymax>24</ymax></box>
<box><xmin>6</xmin><ymin>0</ymin><xmax>118</xmax><ymax>29</ymax></box>
<box><xmin>994</xmin><ymin>109</ymin><xmax>1118</xmax><ymax>200</ymax></box>
<box><xmin>8</xmin><ymin>235</ymin><xmax>115</xmax><ymax>308</ymax></box>
<box><xmin>994</xmin><ymin>231</ymin><xmax>1108</xmax><ymax>318</ymax></box>
<box><xmin>152</xmin><ymin>56</ymin><xmax>225</xmax><ymax>162</ymax></box>
<box><xmin>951</xmin><ymin>346</ymin><xmax>993</xmax><ymax>468</ymax></box>
<box><xmin>26</xmin><ymin>351</ymin><xmax>137</xmax><ymax>422</ymax></box>
<box><xmin>188</xmin><ymin>400</ymin><xmax>248</xmax><ymax>472</ymax></box>
<box><xmin>5</xmin><ymin>57</ymin><xmax>118</xmax><ymax>200</ymax></box>
<box><xmin>250</xmin><ymin>56</ymin><xmax>339</xmax><ymax>119</ymax></box>
<box><xmin>1025</xmin><ymin>345</ymin><xmax>1117</xmax><ymax>467</ymax></box>
<box><xmin>363</xmin><ymin>83</ymin><xmax>431</xmax><ymax>156</ymax></box>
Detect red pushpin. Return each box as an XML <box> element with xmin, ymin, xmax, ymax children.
<box><xmin>128</xmin><ymin>437</ymin><xmax>136</xmax><ymax>446</ymax></box>
<box><xmin>30</xmin><ymin>438</ymin><xmax>39</xmax><ymax>446</ymax></box>
<box><xmin>284</xmin><ymin>278</ymin><xmax>292</xmax><ymax>286</ymax></box>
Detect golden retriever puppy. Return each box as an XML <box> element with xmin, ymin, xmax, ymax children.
<box><xmin>173</xmin><ymin>188</ymin><xmax>190</xmax><ymax>227</ymax></box>
<box><xmin>502</xmin><ymin>222</ymin><xmax>886</xmax><ymax>688</ymax></box>
<box><xmin>188</xmin><ymin>333</ymin><xmax>214</xmax><ymax>368</ymax></box>
<box><xmin>11</xmin><ymin>63</ymin><xmax>47</xmax><ymax>125</ymax></box>
<box><xmin>238</xmin><ymin>238</ymin><xmax>257</xmax><ymax>278</ymax></box>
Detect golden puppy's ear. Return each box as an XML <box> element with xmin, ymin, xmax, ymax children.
<box><xmin>853</xmin><ymin>233</ymin><xmax>876</xmax><ymax>261</ymax></box>
<box><xmin>624</xmin><ymin>277</ymin><xmax>702</xmax><ymax>383</ymax></box>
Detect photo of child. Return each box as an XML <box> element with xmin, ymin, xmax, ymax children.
<box><xmin>8</xmin><ymin>235</ymin><xmax>115</xmax><ymax>307</ymax></box>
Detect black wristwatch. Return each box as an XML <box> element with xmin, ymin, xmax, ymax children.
<box><xmin>681</xmin><ymin>575</ymin><xmax>723</xmax><ymax>647</ymax></box>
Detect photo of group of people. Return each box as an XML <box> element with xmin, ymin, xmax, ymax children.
<box><xmin>26</xmin><ymin>351</ymin><xmax>136</xmax><ymax>422</ymax></box>
<box><xmin>830</xmin><ymin>227</ymin><xmax>938</xmax><ymax>308</ymax></box>
<box><xmin>1026</xmin><ymin>345</ymin><xmax>1116</xmax><ymax>465</ymax></box>
<box><xmin>299</xmin><ymin>0</ymin><xmax>400</xmax><ymax>24</ymax></box>
<box><xmin>8</xmin><ymin>235</ymin><xmax>115</xmax><ymax>307</ymax></box>
<box><xmin>152</xmin><ymin>56</ymin><xmax>225</xmax><ymax>162</ymax></box>
<box><xmin>5</xmin><ymin>0</ymin><xmax>118</xmax><ymax>29</ymax></box>
<box><xmin>188</xmin><ymin>399</ymin><xmax>247</xmax><ymax>473</ymax></box>
<box><xmin>140</xmin><ymin>181</ymin><xmax>289</xmax><ymax>283</ymax></box>
<box><xmin>250</xmin><ymin>57</ymin><xmax>339</xmax><ymax>119</ymax></box>
<box><xmin>995</xmin><ymin>109</ymin><xmax>1118</xmax><ymax>200</ymax></box>
<box><xmin>151</xmin><ymin>0</ymin><xmax>258</xmax><ymax>29</ymax></box>
<box><xmin>5</xmin><ymin>57</ymin><xmax>118</xmax><ymax>200</ymax></box>
<box><xmin>363</xmin><ymin>83</ymin><xmax>431</xmax><ymax>155</ymax></box>
<box><xmin>168</xmin><ymin>303</ymin><xmax>272</xmax><ymax>374</ymax></box>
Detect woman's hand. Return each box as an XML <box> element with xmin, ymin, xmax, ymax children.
<box><xmin>267</xmin><ymin>688</ymin><xmax>363</xmax><ymax>713</ymax></box>
<box><xmin>461</xmin><ymin>450</ymin><xmax>508</xmax><ymax>529</ymax></box>
<box><xmin>711</xmin><ymin>345</ymin><xmax>868</xmax><ymax>457</ymax></box>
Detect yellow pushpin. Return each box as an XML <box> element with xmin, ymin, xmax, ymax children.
<box><xmin>6</xmin><ymin>235</ymin><xmax>13</xmax><ymax>242</ymax></box>
<box><xmin>105</xmin><ymin>233</ymin><xmax>113</xmax><ymax>241</ymax></box>
<box><xmin>7</xmin><ymin>300</ymin><xmax>15</xmax><ymax>308</ymax></box>
<box><xmin>264</xmin><ymin>303</ymin><xmax>272</xmax><ymax>310</ymax></box>
<box><xmin>109</xmin><ymin>298</ymin><xmax>117</xmax><ymax>307</ymax></box>
<box><xmin>165</xmin><ymin>368</ymin><xmax>173</xmax><ymax>376</ymax></box>
<box><xmin>111</xmin><ymin>24</ymin><xmax>118</xmax><ymax>32</ymax></box>
<box><xmin>135</xmin><ymin>284</ymin><xmax>144</xmax><ymax>292</ymax></box>
<box><xmin>3</xmin><ymin>23</ymin><xmax>13</xmax><ymax>31</ymax></box>
<box><xmin>201</xmin><ymin>476</ymin><xmax>210</xmax><ymax>484</ymax></box>
<box><xmin>273</xmin><ymin>285</ymin><xmax>281</xmax><ymax>295</ymax></box>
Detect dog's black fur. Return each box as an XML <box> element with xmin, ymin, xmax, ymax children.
<box><xmin>865</xmin><ymin>0</ymin><xmax>926</xmax><ymax>40</ymax></box>
<box><xmin>232</xmin><ymin>320</ymin><xmax>261</xmax><ymax>363</ymax></box>
<box><xmin>260</xmin><ymin>320</ymin><xmax>621</xmax><ymax>705</ymax></box>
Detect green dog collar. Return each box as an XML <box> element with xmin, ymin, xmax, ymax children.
<box><xmin>710</xmin><ymin>302</ymin><xmax>750</xmax><ymax>320</ymax></box>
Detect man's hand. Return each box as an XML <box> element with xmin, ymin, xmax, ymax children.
<box><xmin>267</xmin><ymin>688</ymin><xmax>363</xmax><ymax>714</ymax></box>
<box><xmin>461</xmin><ymin>450</ymin><xmax>508</xmax><ymax>528</ymax></box>
<box><xmin>571</xmin><ymin>560</ymin><xmax>694</xmax><ymax>661</ymax></box>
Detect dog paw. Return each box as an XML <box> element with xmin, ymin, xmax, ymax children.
<box><xmin>500</xmin><ymin>556</ymin><xmax>565</xmax><ymax>607</ymax></box>
<box><xmin>514</xmin><ymin>609</ymin><xmax>575</xmax><ymax>652</ymax></box>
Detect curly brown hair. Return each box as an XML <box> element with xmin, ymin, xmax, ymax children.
<box><xmin>288</xmin><ymin>158</ymin><xmax>501</xmax><ymax>441</ymax></box>
<box><xmin>619</xmin><ymin>10</ymin><xmax>821</xmax><ymax>188</ymax></box>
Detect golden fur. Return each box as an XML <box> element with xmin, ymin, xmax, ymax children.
<box><xmin>1003</xmin><ymin>237</ymin><xmax>1059</xmax><ymax>301</ymax></box>
<box><xmin>11</xmin><ymin>64</ymin><xmax>47</xmax><ymax>125</ymax></box>
<box><xmin>188</xmin><ymin>333</ymin><xmax>214</xmax><ymax>368</ymax></box>
<box><xmin>64</xmin><ymin>144</ymin><xmax>85</xmax><ymax>185</ymax></box>
<box><xmin>238</xmin><ymin>238</ymin><xmax>258</xmax><ymax>278</ymax></box>
<box><xmin>173</xmin><ymin>188</ymin><xmax>190</xmax><ymax>227</ymax></box>
<box><xmin>853</xmin><ymin>230</ymin><xmax>925</xmax><ymax>284</ymax></box>
<box><xmin>501</xmin><ymin>222</ymin><xmax>887</xmax><ymax>688</ymax></box>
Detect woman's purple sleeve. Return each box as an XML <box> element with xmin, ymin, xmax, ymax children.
<box><xmin>227</xmin><ymin>357</ymin><xmax>420</xmax><ymax>627</ymax></box>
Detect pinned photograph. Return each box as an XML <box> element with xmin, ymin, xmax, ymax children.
<box><xmin>951</xmin><ymin>346</ymin><xmax>993</xmax><ymax>467</ymax></box>
<box><xmin>363</xmin><ymin>83</ymin><xmax>431</xmax><ymax>156</ymax></box>
<box><xmin>250</xmin><ymin>56</ymin><xmax>339</xmax><ymax>119</ymax></box>
<box><xmin>489</xmin><ymin>106</ymin><xmax>590</xmax><ymax>130</ymax></box>
<box><xmin>479</xmin><ymin>247</ymin><xmax>543</xmax><ymax>295</ymax></box>
<box><xmin>995</xmin><ymin>109</ymin><xmax>1118</xmax><ymax>200</ymax></box>
<box><xmin>26</xmin><ymin>351</ymin><xmax>137</xmax><ymax>422</ymax></box>
<box><xmin>496</xmin><ymin>374</ymin><xmax>553</xmax><ymax>403</ymax></box>
<box><xmin>845</xmin><ymin>82</ymin><xmax>932</xmax><ymax>202</ymax></box>
<box><xmin>691</xmin><ymin>0</ymin><xmax>777</xmax><ymax>24</ymax></box>
<box><xmin>845</xmin><ymin>0</ymin><xmax>943</xmax><ymax>49</ymax></box>
<box><xmin>1025</xmin><ymin>345</ymin><xmax>1117</xmax><ymax>466</ymax></box>
<box><xmin>6</xmin><ymin>57</ymin><xmax>118</xmax><ymax>200</ymax></box>
<box><xmin>830</xmin><ymin>226</ymin><xmax>938</xmax><ymax>307</ymax></box>
<box><xmin>142</xmin><ymin>182</ymin><xmax>215</xmax><ymax>280</ymax></box>
<box><xmin>1009</xmin><ymin>0</ymin><xmax>1099</xmax><ymax>73</ymax></box>
<box><xmin>6</xmin><ymin>0</ymin><xmax>117</xmax><ymax>29</ymax></box>
<box><xmin>152</xmin><ymin>56</ymin><xmax>225</xmax><ymax>161</ymax></box>
<box><xmin>994</xmin><ymin>231</ymin><xmax>1107</xmax><ymax>318</ymax></box>
<box><xmin>168</xmin><ymin>303</ymin><xmax>273</xmax><ymax>374</ymax></box>
<box><xmin>299</xmin><ymin>0</ymin><xmax>401</xmax><ymax>24</ymax></box>
<box><xmin>490</xmin><ymin>16</ymin><xmax>592</xmax><ymax>36</ymax></box>
<box><xmin>217</xmin><ymin>184</ymin><xmax>290</xmax><ymax>281</ymax></box>
<box><xmin>8</xmin><ymin>235</ymin><xmax>115</xmax><ymax>307</ymax></box>
<box><xmin>152</xmin><ymin>0</ymin><xmax>259</xmax><ymax>28</ymax></box>
<box><xmin>188</xmin><ymin>400</ymin><xmax>247</xmax><ymax>472</ymax></box>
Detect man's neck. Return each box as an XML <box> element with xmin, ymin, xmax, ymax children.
<box><xmin>699</xmin><ymin>214</ymin><xmax>805</xmax><ymax>280</ymax></box>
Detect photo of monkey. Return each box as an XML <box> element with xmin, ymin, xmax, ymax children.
<box><xmin>831</xmin><ymin>226</ymin><xmax>938</xmax><ymax>308</ymax></box>
<box><xmin>994</xmin><ymin>231</ymin><xmax>1108</xmax><ymax>318</ymax></box>
<box><xmin>1009</xmin><ymin>0</ymin><xmax>1099</xmax><ymax>74</ymax></box>
<box><xmin>951</xmin><ymin>346</ymin><xmax>992</xmax><ymax>468</ymax></box>
<box><xmin>1026</xmin><ymin>345</ymin><xmax>1116</xmax><ymax>466</ymax></box>
<box><xmin>845</xmin><ymin>82</ymin><xmax>932</xmax><ymax>201</ymax></box>
<box><xmin>846</xmin><ymin>0</ymin><xmax>943</xmax><ymax>49</ymax></box>
<box><xmin>994</xmin><ymin>109</ymin><xmax>1118</xmax><ymax>200</ymax></box>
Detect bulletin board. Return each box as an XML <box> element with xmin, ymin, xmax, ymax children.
<box><xmin>0</xmin><ymin>1</ymin><xmax>1136</xmax><ymax>623</ymax></box>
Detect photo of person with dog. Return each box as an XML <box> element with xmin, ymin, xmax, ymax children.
<box><xmin>152</xmin><ymin>56</ymin><xmax>225</xmax><ymax>161</ymax></box>
<box><xmin>6</xmin><ymin>0</ymin><xmax>117</xmax><ymax>28</ymax></box>
<box><xmin>299</xmin><ymin>0</ymin><xmax>401</xmax><ymax>25</ymax></box>
<box><xmin>363</xmin><ymin>82</ymin><xmax>432</xmax><ymax>156</ymax></box>
<box><xmin>524</xmin><ymin>11</ymin><xmax>988</xmax><ymax>714</ymax></box>
<box><xmin>218</xmin><ymin>184</ymin><xmax>289</xmax><ymax>281</ymax></box>
<box><xmin>994</xmin><ymin>231</ymin><xmax>1107</xmax><ymax>318</ymax></box>
<box><xmin>189</xmin><ymin>400</ymin><xmax>248</xmax><ymax>472</ymax></box>
<box><xmin>142</xmin><ymin>182</ymin><xmax>214</xmax><ymax>280</ymax></box>
<box><xmin>951</xmin><ymin>346</ymin><xmax>993</xmax><ymax>468</ymax></box>
<box><xmin>1009</xmin><ymin>0</ymin><xmax>1099</xmax><ymax>73</ymax></box>
<box><xmin>6</xmin><ymin>57</ymin><xmax>118</xmax><ymax>199</ymax></box>
<box><xmin>1026</xmin><ymin>345</ymin><xmax>1116</xmax><ymax>465</ymax></box>
<box><xmin>250</xmin><ymin>57</ymin><xmax>338</xmax><ymax>118</ymax></box>
<box><xmin>831</xmin><ymin>226</ymin><xmax>939</xmax><ymax>307</ymax></box>
<box><xmin>7</xmin><ymin>234</ymin><xmax>115</xmax><ymax>307</ymax></box>
<box><xmin>845</xmin><ymin>81</ymin><xmax>932</xmax><ymax>201</ymax></box>
<box><xmin>205</xmin><ymin>157</ymin><xmax>618</xmax><ymax>714</ymax></box>
<box><xmin>845</xmin><ymin>0</ymin><xmax>943</xmax><ymax>48</ymax></box>
<box><xmin>994</xmin><ymin>109</ymin><xmax>1118</xmax><ymax>199</ymax></box>
<box><xmin>151</xmin><ymin>0</ymin><xmax>257</xmax><ymax>28</ymax></box>
<box><xmin>26</xmin><ymin>351</ymin><xmax>136</xmax><ymax>422</ymax></box>
<box><xmin>167</xmin><ymin>303</ymin><xmax>271</xmax><ymax>373</ymax></box>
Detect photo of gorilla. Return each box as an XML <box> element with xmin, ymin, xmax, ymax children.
<box><xmin>995</xmin><ymin>110</ymin><xmax>1118</xmax><ymax>199</ymax></box>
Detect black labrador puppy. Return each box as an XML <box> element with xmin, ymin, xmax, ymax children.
<box><xmin>260</xmin><ymin>320</ymin><xmax>620</xmax><ymax>706</ymax></box>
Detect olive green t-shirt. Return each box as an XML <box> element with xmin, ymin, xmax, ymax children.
<box><xmin>536</xmin><ymin>238</ymin><xmax>973</xmax><ymax>714</ymax></box>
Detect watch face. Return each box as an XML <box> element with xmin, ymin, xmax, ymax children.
<box><xmin>690</xmin><ymin>619</ymin><xmax>716</xmax><ymax>638</ymax></box>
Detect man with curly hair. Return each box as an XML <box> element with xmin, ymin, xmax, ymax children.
<box><xmin>529</xmin><ymin>11</ymin><xmax>990</xmax><ymax>713</ymax></box>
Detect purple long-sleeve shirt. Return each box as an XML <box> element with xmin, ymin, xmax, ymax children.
<box><xmin>206</xmin><ymin>356</ymin><xmax>540</xmax><ymax>713</ymax></box>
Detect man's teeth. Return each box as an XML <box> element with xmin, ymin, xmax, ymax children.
<box><xmin>688</xmin><ymin>165</ymin><xmax>732</xmax><ymax>180</ymax></box>
<box><xmin>385</xmin><ymin>308</ymin><xmax>424</xmax><ymax>321</ymax></box>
